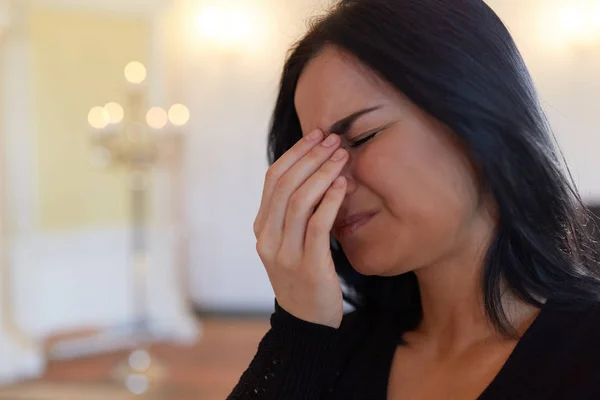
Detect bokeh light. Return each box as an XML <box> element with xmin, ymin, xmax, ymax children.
<box><xmin>104</xmin><ymin>102</ymin><xmax>124</xmax><ymax>124</ymax></box>
<box><xmin>88</xmin><ymin>106</ymin><xmax>109</xmax><ymax>129</ymax></box>
<box><xmin>168</xmin><ymin>104</ymin><xmax>190</xmax><ymax>126</ymax></box>
<box><xmin>124</xmin><ymin>61</ymin><xmax>147</xmax><ymax>84</ymax></box>
<box><xmin>146</xmin><ymin>107</ymin><xmax>168</xmax><ymax>129</ymax></box>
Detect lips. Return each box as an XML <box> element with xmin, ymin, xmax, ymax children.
<box><xmin>333</xmin><ymin>210</ymin><xmax>378</xmax><ymax>236</ymax></box>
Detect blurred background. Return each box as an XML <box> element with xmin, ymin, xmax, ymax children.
<box><xmin>0</xmin><ymin>0</ymin><xmax>598</xmax><ymax>398</ymax></box>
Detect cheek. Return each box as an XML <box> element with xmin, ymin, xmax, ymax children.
<box><xmin>354</xmin><ymin>131</ymin><xmax>479</xmax><ymax>228</ymax></box>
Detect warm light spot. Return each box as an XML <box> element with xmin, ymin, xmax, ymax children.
<box><xmin>104</xmin><ymin>102</ymin><xmax>124</xmax><ymax>124</ymax></box>
<box><xmin>196</xmin><ymin>6</ymin><xmax>255</xmax><ymax>48</ymax></box>
<box><xmin>88</xmin><ymin>106</ymin><xmax>109</xmax><ymax>129</ymax></box>
<box><xmin>168</xmin><ymin>104</ymin><xmax>190</xmax><ymax>126</ymax></box>
<box><xmin>146</xmin><ymin>107</ymin><xmax>168</xmax><ymax>129</ymax></box>
<box><xmin>124</xmin><ymin>61</ymin><xmax>147</xmax><ymax>84</ymax></box>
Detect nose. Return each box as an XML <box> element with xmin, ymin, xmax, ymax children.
<box><xmin>338</xmin><ymin>150</ymin><xmax>357</xmax><ymax>195</ymax></box>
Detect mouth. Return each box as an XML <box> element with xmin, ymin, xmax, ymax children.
<box><xmin>334</xmin><ymin>210</ymin><xmax>379</xmax><ymax>238</ymax></box>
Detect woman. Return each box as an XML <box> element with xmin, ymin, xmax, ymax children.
<box><xmin>229</xmin><ymin>0</ymin><xmax>600</xmax><ymax>398</ymax></box>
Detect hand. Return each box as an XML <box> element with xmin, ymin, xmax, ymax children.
<box><xmin>254</xmin><ymin>130</ymin><xmax>349</xmax><ymax>328</ymax></box>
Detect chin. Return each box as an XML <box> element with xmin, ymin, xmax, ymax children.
<box><xmin>343</xmin><ymin>248</ymin><xmax>402</xmax><ymax>277</ymax></box>
<box><xmin>342</xmin><ymin>243</ymin><xmax>415</xmax><ymax>277</ymax></box>
<box><xmin>351</xmin><ymin>261</ymin><xmax>409</xmax><ymax>277</ymax></box>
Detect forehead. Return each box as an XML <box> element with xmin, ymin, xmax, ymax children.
<box><xmin>294</xmin><ymin>46</ymin><xmax>395</xmax><ymax>135</ymax></box>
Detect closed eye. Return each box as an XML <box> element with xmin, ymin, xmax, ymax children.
<box><xmin>348</xmin><ymin>132</ymin><xmax>379</xmax><ymax>148</ymax></box>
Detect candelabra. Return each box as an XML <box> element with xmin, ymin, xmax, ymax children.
<box><xmin>86</xmin><ymin>61</ymin><xmax>190</xmax><ymax>395</ymax></box>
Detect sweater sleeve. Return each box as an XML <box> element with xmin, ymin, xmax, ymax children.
<box><xmin>227</xmin><ymin>300</ymin><xmax>344</xmax><ymax>399</ymax></box>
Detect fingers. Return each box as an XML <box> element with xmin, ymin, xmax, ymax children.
<box><xmin>305</xmin><ymin>176</ymin><xmax>348</xmax><ymax>262</ymax></box>
<box><xmin>259</xmin><ymin>134</ymin><xmax>343</xmax><ymax>254</ymax></box>
<box><xmin>254</xmin><ymin>129</ymin><xmax>324</xmax><ymax>238</ymax></box>
<box><xmin>278</xmin><ymin>148</ymin><xmax>349</xmax><ymax>261</ymax></box>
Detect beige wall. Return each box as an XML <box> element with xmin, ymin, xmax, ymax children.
<box><xmin>487</xmin><ymin>0</ymin><xmax>600</xmax><ymax>203</ymax></box>
<box><xmin>1</xmin><ymin>2</ymin><xmax>197</xmax><ymax>376</ymax></box>
<box><xmin>28</xmin><ymin>6</ymin><xmax>149</xmax><ymax>231</ymax></box>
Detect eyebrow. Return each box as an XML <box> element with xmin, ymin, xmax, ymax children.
<box><xmin>328</xmin><ymin>106</ymin><xmax>383</xmax><ymax>136</ymax></box>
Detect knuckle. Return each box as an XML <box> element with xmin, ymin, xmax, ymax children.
<box><xmin>275</xmin><ymin>174</ymin><xmax>293</xmax><ymax>194</ymax></box>
<box><xmin>252</xmin><ymin>220</ymin><xmax>261</xmax><ymax>238</ymax></box>
<box><xmin>272</xmin><ymin>184</ymin><xmax>288</xmax><ymax>205</ymax></box>
<box><xmin>288</xmin><ymin>192</ymin><xmax>308</xmax><ymax>215</ymax></box>
<box><xmin>275</xmin><ymin>252</ymin><xmax>295</xmax><ymax>269</ymax></box>
<box><xmin>264</xmin><ymin>165</ymin><xmax>280</xmax><ymax>184</ymax></box>
<box><xmin>324</xmin><ymin>157</ymin><xmax>342</xmax><ymax>172</ymax></box>
<box><xmin>255</xmin><ymin>239</ymin><xmax>265</xmax><ymax>256</ymax></box>
<box><xmin>307</xmin><ymin>145</ymin><xmax>325</xmax><ymax>161</ymax></box>
<box><xmin>255</xmin><ymin>237</ymin><xmax>275</xmax><ymax>260</ymax></box>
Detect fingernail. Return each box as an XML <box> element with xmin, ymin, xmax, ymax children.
<box><xmin>330</xmin><ymin>148</ymin><xmax>347</xmax><ymax>161</ymax></box>
<box><xmin>322</xmin><ymin>134</ymin><xmax>339</xmax><ymax>147</ymax></box>
<box><xmin>305</xmin><ymin>130</ymin><xmax>322</xmax><ymax>141</ymax></box>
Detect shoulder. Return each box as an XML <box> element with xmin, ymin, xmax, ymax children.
<box><xmin>540</xmin><ymin>299</ymin><xmax>600</xmax><ymax>349</ymax></box>
<box><xmin>544</xmin><ymin>300</ymin><xmax>600</xmax><ymax>396</ymax></box>
<box><xmin>546</xmin><ymin>299</ymin><xmax>600</xmax><ymax>338</ymax></box>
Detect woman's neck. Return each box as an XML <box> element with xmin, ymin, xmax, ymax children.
<box><xmin>411</xmin><ymin>215</ymin><xmax>539</xmax><ymax>356</ymax></box>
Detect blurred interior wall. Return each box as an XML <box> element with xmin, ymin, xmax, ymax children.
<box><xmin>8</xmin><ymin>3</ymin><xmax>146</xmax><ymax>338</ymax></box>
<box><xmin>30</xmin><ymin>8</ymin><xmax>147</xmax><ymax>230</ymax></box>
<box><xmin>160</xmin><ymin>0</ymin><xmax>334</xmax><ymax>312</ymax></box>
<box><xmin>1</xmin><ymin>0</ymin><xmax>45</xmax><ymax>384</ymax></box>
<box><xmin>2</xmin><ymin>0</ymin><xmax>195</xmax><ymax>347</ymax></box>
<box><xmin>486</xmin><ymin>0</ymin><xmax>600</xmax><ymax>203</ymax></box>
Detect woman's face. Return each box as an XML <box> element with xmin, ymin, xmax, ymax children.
<box><xmin>294</xmin><ymin>45</ymin><xmax>493</xmax><ymax>277</ymax></box>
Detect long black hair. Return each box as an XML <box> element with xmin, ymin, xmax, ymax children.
<box><xmin>267</xmin><ymin>0</ymin><xmax>600</xmax><ymax>336</ymax></box>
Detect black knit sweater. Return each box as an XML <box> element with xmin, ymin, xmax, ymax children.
<box><xmin>228</xmin><ymin>299</ymin><xmax>600</xmax><ymax>399</ymax></box>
